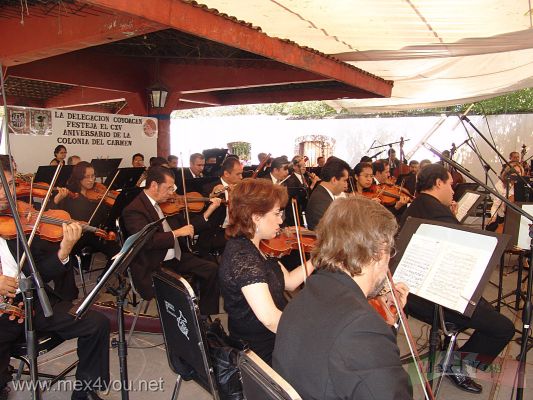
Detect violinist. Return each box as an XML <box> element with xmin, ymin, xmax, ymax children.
<box><xmin>167</xmin><ymin>154</ymin><xmax>178</xmax><ymax>169</ymax></box>
<box><xmin>399</xmin><ymin>160</ymin><xmax>419</xmax><ymax>196</ymax></box>
<box><xmin>196</xmin><ymin>157</ymin><xmax>243</xmax><ymax>258</ymax></box>
<box><xmin>122</xmin><ymin>167</ymin><xmax>221</xmax><ymax>316</ymax></box>
<box><xmin>273</xmin><ymin>196</ymin><xmax>410</xmax><ymax>400</ymax></box>
<box><xmin>282</xmin><ymin>155</ymin><xmax>319</xmax><ymax>226</ymax></box>
<box><xmin>306</xmin><ymin>157</ymin><xmax>350</xmax><ymax>230</ymax></box>
<box><xmin>0</xmin><ymin>156</ymin><xmax>111</xmax><ymax>400</ymax></box>
<box><xmin>67</xmin><ymin>155</ymin><xmax>81</xmax><ymax>166</ymax></box>
<box><xmin>52</xmin><ymin>161</ymin><xmax>120</xmax><ymax>269</ymax></box>
<box><xmin>353</xmin><ymin>162</ymin><xmax>378</xmax><ymax>197</ymax></box>
<box><xmin>182</xmin><ymin>153</ymin><xmax>205</xmax><ymax>179</ymax></box>
<box><xmin>509</xmin><ymin>151</ymin><xmax>520</xmax><ymax>163</ymax></box>
<box><xmin>486</xmin><ymin>161</ymin><xmax>525</xmax><ymax>232</ymax></box>
<box><xmin>219</xmin><ymin>179</ymin><xmax>313</xmax><ymax>365</ymax></box>
<box><xmin>49</xmin><ymin>145</ymin><xmax>67</xmax><ymax>166</ymax></box>
<box><xmin>372</xmin><ymin>160</ymin><xmax>410</xmax><ymax>220</ymax></box>
<box><xmin>267</xmin><ymin>156</ymin><xmax>290</xmax><ymax>185</ymax></box>
<box><xmin>400</xmin><ymin>164</ymin><xmax>515</xmax><ymax>393</ymax></box>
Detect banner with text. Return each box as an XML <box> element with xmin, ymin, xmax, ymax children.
<box><xmin>6</xmin><ymin>106</ymin><xmax>158</xmax><ymax>173</ymax></box>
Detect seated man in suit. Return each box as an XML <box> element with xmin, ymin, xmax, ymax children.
<box><xmin>305</xmin><ymin>157</ymin><xmax>350</xmax><ymax>230</ymax></box>
<box><xmin>267</xmin><ymin>156</ymin><xmax>290</xmax><ymax>185</ymax></box>
<box><xmin>0</xmin><ymin>156</ymin><xmax>110</xmax><ymax>400</ymax></box>
<box><xmin>182</xmin><ymin>153</ymin><xmax>205</xmax><ymax>179</ymax></box>
<box><xmin>400</xmin><ymin>164</ymin><xmax>515</xmax><ymax>394</ymax></box>
<box><xmin>283</xmin><ymin>155</ymin><xmax>319</xmax><ymax>226</ymax></box>
<box><xmin>273</xmin><ymin>196</ymin><xmax>411</xmax><ymax>400</ymax></box>
<box><xmin>196</xmin><ymin>157</ymin><xmax>243</xmax><ymax>258</ymax></box>
<box><xmin>122</xmin><ymin>166</ymin><xmax>222</xmax><ymax>316</ymax></box>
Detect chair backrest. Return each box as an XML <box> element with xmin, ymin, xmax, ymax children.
<box><xmin>152</xmin><ymin>268</ymin><xmax>220</xmax><ymax>399</ymax></box>
<box><xmin>238</xmin><ymin>350</ymin><xmax>302</xmax><ymax>400</ymax></box>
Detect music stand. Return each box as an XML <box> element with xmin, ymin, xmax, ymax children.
<box><xmin>453</xmin><ymin>183</ymin><xmax>479</xmax><ymax>202</ymax></box>
<box><xmin>238</xmin><ymin>350</ymin><xmax>302</xmax><ymax>400</ymax></box>
<box><xmin>74</xmin><ymin>219</ymin><xmax>161</xmax><ymax>400</ymax></box>
<box><xmin>514</xmin><ymin>177</ymin><xmax>533</xmax><ymax>202</ymax></box>
<box><xmin>152</xmin><ymin>268</ymin><xmax>220</xmax><ymax>400</ymax></box>
<box><xmin>103</xmin><ymin>167</ymin><xmax>145</xmax><ymax>190</ymax></box>
<box><xmin>34</xmin><ymin>165</ymin><xmax>73</xmax><ymax>186</ymax></box>
<box><xmin>455</xmin><ymin>190</ymin><xmax>484</xmax><ymax>223</ymax></box>
<box><xmin>103</xmin><ymin>187</ymin><xmax>143</xmax><ymax>230</ymax></box>
<box><xmin>90</xmin><ymin>158</ymin><xmax>122</xmax><ymax>179</ymax></box>
<box><xmin>392</xmin><ymin>217</ymin><xmax>509</xmax><ymax>390</ymax></box>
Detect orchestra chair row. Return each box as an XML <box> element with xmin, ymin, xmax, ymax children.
<box><xmin>152</xmin><ymin>269</ymin><xmax>301</xmax><ymax>400</ymax></box>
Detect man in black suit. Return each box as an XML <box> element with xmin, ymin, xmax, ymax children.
<box><xmin>0</xmin><ymin>157</ymin><xmax>110</xmax><ymax>400</ymax></box>
<box><xmin>266</xmin><ymin>156</ymin><xmax>289</xmax><ymax>185</ymax></box>
<box><xmin>273</xmin><ymin>196</ymin><xmax>411</xmax><ymax>400</ymax></box>
<box><xmin>181</xmin><ymin>153</ymin><xmax>205</xmax><ymax>180</ymax></box>
<box><xmin>196</xmin><ymin>157</ymin><xmax>243</xmax><ymax>258</ymax></box>
<box><xmin>122</xmin><ymin>166</ymin><xmax>222</xmax><ymax>315</ymax></box>
<box><xmin>400</xmin><ymin>164</ymin><xmax>515</xmax><ymax>394</ymax></box>
<box><xmin>305</xmin><ymin>157</ymin><xmax>350</xmax><ymax>230</ymax></box>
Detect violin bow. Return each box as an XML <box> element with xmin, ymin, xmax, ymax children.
<box><xmin>290</xmin><ymin>198</ymin><xmax>309</xmax><ymax>283</ymax></box>
<box><xmin>348</xmin><ymin>176</ymin><xmax>357</xmax><ymax>197</ymax></box>
<box><xmin>385</xmin><ymin>271</ymin><xmax>435</xmax><ymax>400</ymax></box>
<box><xmin>179</xmin><ymin>153</ymin><xmax>194</xmax><ymax>250</ymax></box>
<box><xmin>87</xmin><ymin>169</ymin><xmax>119</xmax><ymax>226</ymax></box>
<box><xmin>251</xmin><ymin>153</ymin><xmax>271</xmax><ymax>179</ymax></box>
<box><xmin>16</xmin><ymin>163</ymin><xmax>63</xmax><ymax>272</ymax></box>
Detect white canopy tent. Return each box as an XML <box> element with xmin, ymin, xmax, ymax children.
<box><xmin>200</xmin><ymin>0</ymin><xmax>533</xmax><ymax>112</ymax></box>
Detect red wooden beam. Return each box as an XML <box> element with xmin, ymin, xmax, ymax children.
<box><xmin>0</xmin><ymin>10</ymin><xmax>164</xmax><ymax>66</ymax></box>
<box><xmin>45</xmin><ymin>87</ymin><xmax>126</xmax><ymax>109</ymax></box>
<box><xmin>82</xmin><ymin>0</ymin><xmax>392</xmax><ymax>97</ymax></box>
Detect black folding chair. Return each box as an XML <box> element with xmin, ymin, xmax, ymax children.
<box><xmin>238</xmin><ymin>350</ymin><xmax>301</xmax><ymax>400</ymax></box>
<box><xmin>153</xmin><ymin>268</ymin><xmax>220</xmax><ymax>400</ymax></box>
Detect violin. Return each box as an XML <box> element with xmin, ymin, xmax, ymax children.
<box><xmin>362</xmin><ymin>183</ymin><xmax>413</xmax><ymax>206</ymax></box>
<box><xmin>16</xmin><ymin>181</ymin><xmax>78</xmax><ymax>200</ymax></box>
<box><xmin>368</xmin><ymin>288</ymin><xmax>399</xmax><ymax>326</ymax></box>
<box><xmin>159</xmin><ymin>192</ymin><xmax>225</xmax><ymax>215</ymax></box>
<box><xmin>0</xmin><ymin>201</ymin><xmax>116</xmax><ymax>242</ymax></box>
<box><xmin>84</xmin><ymin>182</ymin><xmax>119</xmax><ymax>207</ymax></box>
<box><xmin>0</xmin><ymin>298</ymin><xmax>25</xmax><ymax>323</ymax></box>
<box><xmin>259</xmin><ymin>226</ymin><xmax>316</xmax><ymax>258</ymax></box>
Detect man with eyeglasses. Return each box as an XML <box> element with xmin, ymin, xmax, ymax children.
<box><xmin>122</xmin><ymin>166</ymin><xmax>222</xmax><ymax>316</ymax></box>
<box><xmin>282</xmin><ymin>156</ymin><xmax>319</xmax><ymax>226</ymax></box>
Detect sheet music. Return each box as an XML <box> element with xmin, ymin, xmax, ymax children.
<box><xmin>393</xmin><ymin>224</ymin><xmax>498</xmax><ymax>314</ymax></box>
<box><xmin>456</xmin><ymin>192</ymin><xmax>481</xmax><ymax>222</ymax></box>
<box><xmin>517</xmin><ymin>204</ymin><xmax>533</xmax><ymax>250</ymax></box>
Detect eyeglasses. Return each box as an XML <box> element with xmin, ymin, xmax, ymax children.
<box><xmin>389</xmin><ymin>246</ymin><xmax>397</xmax><ymax>258</ymax></box>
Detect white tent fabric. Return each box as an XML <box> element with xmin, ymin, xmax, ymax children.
<box><xmin>200</xmin><ymin>0</ymin><xmax>533</xmax><ymax>112</ymax></box>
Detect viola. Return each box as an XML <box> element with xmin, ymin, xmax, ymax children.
<box><xmin>259</xmin><ymin>227</ymin><xmax>316</xmax><ymax>258</ymax></box>
<box><xmin>0</xmin><ymin>200</ymin><xmax>116</xmax><ymax>242</ymax></box>
<box><xmin>16</xmin><ymin>181</ymin><xmax>78</xmax><ymax>200</ymax></box>
<box><xmin>84</xmin><ymin>182</ymin><xmax>119</xmax><ymax>207</ymax></box>
<box><xmin>362</xmin><ymin>183</ymin><xmax>413</xmax><ymax>206</ymax></box>
<box><xmin>0</xmin><ymin>299</ymin><xmax>25</xmax><ymax>323</ymax></box>
<box><xmin>159</xmin><ymin>192</ymin><xmax>224</xmax><ymax>215</ymax></box>
<box><xmin>368</xmin><ymin>289</ymin><xmax>399</xmax><ymax>326</ymax></box>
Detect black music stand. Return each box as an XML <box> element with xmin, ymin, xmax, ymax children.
<box><xmin>392</xmin><ymin>217</ymin><xmax>509</xmax><ymax>392</ymax></box>
<box><xmin>34</xmin><ymin>165</ymin><xmax>73</xmax><ymax>187</ymax></box>
<box><xmin>453</xmin><ymin>183</ymin><xmax>479</xmax><ymax>202</ymax></box>
<box><xmin>90</xmin><ymin>158</ymin><xmax>122</xmax><ymax>179</ymax></box>
<box><xmin>103</xmin><ymin>187</ymin><xmax>143</xmax><ymax>230</ymax></box>
<box><xmin>455</xmin><ymin>190</ymin><xmax>484</xmax><ymax>223</ymax></box>
<box><xmin>515</xmin><ymin>177</ymin><xmax>533</xmax><ymax>202</ymax></box>
<box><xmin>152</xmin><ymin>268</ymin><xmax>221</xmax><ymax>400</ymax></box>
<box><xmin>103</xmin><ymin>167</ymin><xmax>145</xmax><ymax>190</ymax></box>
<box><xmin>74</xmin><ymin>219</ymin><xmax>160</xmax><ymax>400</ymax></box>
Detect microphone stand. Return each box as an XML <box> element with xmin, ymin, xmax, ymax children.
<box><xmin>423</xmin><ymin>143</ymin><xmax>533</xmax><ymax>400</ymax></box>
<box><xmin>1</xmin><ymin>63</ymin><xmax>52</xmax><ymax>400</ymax></box>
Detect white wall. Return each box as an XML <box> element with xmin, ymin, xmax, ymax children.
<box><xmin>171</xmin><ymin>114</ymin><xmax>532</xmax><ymax>185</ymax></box>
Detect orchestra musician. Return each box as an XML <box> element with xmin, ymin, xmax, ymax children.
<box><xmin>182</xmin><ymin>153</ymin><xmax>205</xmax><ymax>179</ymax></box>
<box><xmin>0</xmin><ymin>156</ymin><xmax>110</xmax><ymax>400</ymax></box>
<box><xmin>132</xmin><ymin>153</ymin><xmax>145</xmax><ymax>168</ymax></box>
<box><xmin>486</xmin><ymin>161</ymin><xmax>525</xmax><ymax>232</ymax></box>
<box><xmin>49</xmin><ymin>145</ymin><xmax>67</xmax><ymax>166</ymax></box>
<box><xmin>218</xmin><ymin>179</ymin><xmax>313</xmax><ymax>364</ymax></box>
<box><xmin>266</xmin><ymin>156</ymin><xmax>290</xmax><ymax>185</ymax></box>
<box><xmin>305</xmin><ymin>157</ymin><xmax>350</xmax><ymax>230</ymax></box>
<box><xmin>353</xmin><ymin>162</ymin><xmax>378</xmax><ymax>197</ymax></box>
<box><xmin>509</xmin><ymin>151</ymin><xmax>520</xmax><ymax>163</ymax></box>
<box><xmin>372</xmin><ymin>160</ymin><xmax>410</xmax><ymax>220</ymax></box>
<box><xmin>196</xmin><ymin>157</ymin><xmax>244</xmax><ymax>258</ymax></box>
<box><xmin>122</xmin><ymin>166</ymin><xmax>222</xmax><ymax>316</ymax></box>
<box><xmin>282</xmin><ymin>155</ymin><xmax>319</xmax><ymax>226</ymax></box>
<box><xmin>273</xmin><ymin>196</ymin><xmax>411</xmax><ymax>400</ymax></box>
<box><xmin>52</xmin><ymin>161</ymin><xmax>120</xmax><ymax>270</ymax></box>
<box><xmin>67</xmin><ymin>155</ymin><xmax>81</xmax><ymax>166</ymax></box>
<box><xmin>399</xmin><ymin>164</ymin><xmax>515</xmax><ymax>394</ymax></box>
<box><xmin>167</xmin><ymin>155</ymin><xmax>178</xmax><ymax>169</ymax></box>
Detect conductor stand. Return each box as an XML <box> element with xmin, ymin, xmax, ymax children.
<box><xmin>73</xmin><ymin>219</ymin><xmax>160</xmax><ymax>400</ymax></box>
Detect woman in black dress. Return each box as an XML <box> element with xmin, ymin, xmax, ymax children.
<box><xmin>219</xmin><ymin>178</ymin><xmax>312</xmax><ymax>364</ymax></box>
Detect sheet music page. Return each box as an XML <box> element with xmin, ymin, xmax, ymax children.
<box><xmin>393</xmin><ymin>224</ymin><xmax>498</xmax><ymax>314</ymax></box>
<box><xmin>456</xmin><ymin>192</ymin><xmax>481</xmax><ymax>222</ymax></box>
<box><xmin>517</xmin><ymin>204</ymin><xmax>533</xmax><ymax>250</ymax></box>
